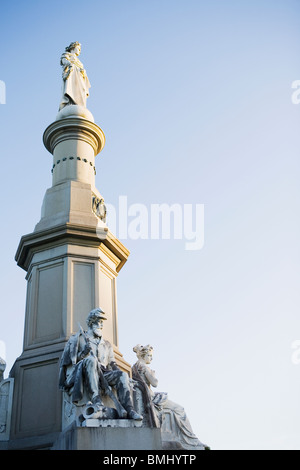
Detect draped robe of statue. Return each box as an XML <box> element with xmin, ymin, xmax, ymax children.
<box><xmin>59</xmin><ymin>51</ymin><xmax>91</xmax><ymax>110</ymax></box>
<box><xmin>132</xmin><ymin>358</ymin><xmax>205</xmax><ymax>450</ymax></box>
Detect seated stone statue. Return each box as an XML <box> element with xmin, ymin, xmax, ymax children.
<box><xmin>132</xmin><ymin>344</ymin><xmax>206</xmax><ymax>450</ymax></box>
<box><xmin>59</xmin><ymin>308</ymin><xmax>142</xmax><ymax>421</ymax></box>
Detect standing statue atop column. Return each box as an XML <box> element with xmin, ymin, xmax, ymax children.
<box><xmin>59</xmin><ymin>41</ymin><xmax>91</xmax><ymax>111</ymax></box>
<box><xmin>59</xmin><ymin>308</ymin><xmax>143</xmax><ymax>421</ymax></box>
<box><xmin>132</xmin><ymin>344</ymin><xmax>207</xmax><ymax>450</ymax></box>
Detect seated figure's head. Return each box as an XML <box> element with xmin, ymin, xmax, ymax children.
<box><xmin>86</xmin><ymin>308</ymin><xmax>107</xmax><ymax>337</ymax></box>
<box><xmin>133</xmin><ymin>344</ymin><xmax>153</xmax><ymax>364</ymax></box>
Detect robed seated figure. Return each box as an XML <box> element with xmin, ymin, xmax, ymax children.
<box><xmin>132</xmin><ymin>344</ymin><xmax>207</xmax><ymax>449</ymax></box>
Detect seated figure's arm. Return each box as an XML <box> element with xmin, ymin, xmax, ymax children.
<box><xmin>76</xmin><ymin>334</ymin><xmax>92</xmax><ymax>362</ymax></box>
<box><xmin>77</xmin><ymin>343</ymin><xmax>91</xmax><ymax>361</ymax></box>
<box><xmin>142</xmin><ymin>365</ymin><xmax>158</xmax><ymax>388</ymax></box>
<box><xmin>107</xmin><ymin>342</ymin><xmax>120</xmax><ymax>370</ymax></box>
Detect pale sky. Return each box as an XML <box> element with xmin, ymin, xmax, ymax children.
<box><xmin>1</xmin><ymin>0</ymin><xmax>300</xmax><ymax>450</ymax></box>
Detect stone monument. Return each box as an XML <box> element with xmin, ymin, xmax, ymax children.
<box><xmin>1</xmin><ymin>42</ymin><xmax>207</xmax><ymax>450</ymax></box>
<box><xmin>2</xmin><ymin>42</ymin><xmax>136</xmax><ymax>450</ymax></box>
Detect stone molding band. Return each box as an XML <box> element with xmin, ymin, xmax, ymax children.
<box><xmin>51</xmin><ymin>156</ymin><xmax>96</xmax><ymax>175</ymax></box>
<box><xmin>43</xmin><ymin>118</ymin><xmax>105</xmax><ymax>156</ymax></box>
<box><xmin>15</xmin><ymin>223</ymin><xmax>130</xmax><ymax>273</ymax></box>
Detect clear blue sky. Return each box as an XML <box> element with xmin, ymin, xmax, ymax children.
<box><xmin>1</xmin><ymin>0</ymin><xmax>300</xmax><ymax>450</ymax></box>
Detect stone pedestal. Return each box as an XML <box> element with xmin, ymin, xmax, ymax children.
<box><xmin>52</xmin><ymin>422</ymin><xmax>163</xmax><ymax>450</ymax></box>
<box><xmin>8</xmin><ymin>110</ymin><xmax>132</xmax><ymax>449</ymax></box>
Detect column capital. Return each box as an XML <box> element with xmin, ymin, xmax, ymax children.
<box><xmin>43</xmin><ymin>117</ymin><xmax>105</xmax><ymax>156</ymax></box>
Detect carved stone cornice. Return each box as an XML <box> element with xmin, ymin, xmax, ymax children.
<box><xmin>15</xmin><ymin>223</ymin><xmax>129</xmax><ymax>273</ymax></box>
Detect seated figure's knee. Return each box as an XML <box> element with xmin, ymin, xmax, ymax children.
<box><xmin>120</xmin><ymin>371</ymin><xmax>130</xmax><ymax>386</ymax></box>
<box><xmin>113</xmin><ymin>370</ymin><xmax>127</xmax><ymax>380</ymax></box>
<box><xmin>107</xmin><ymin>370</ymin><xmax>130</xmax><ymax>388</ymax></box>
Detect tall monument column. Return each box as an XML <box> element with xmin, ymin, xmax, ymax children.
<box><xmin>8</xmin><ymin>42</ymin><xmax>131</xmax><ymax>449</ymax></box>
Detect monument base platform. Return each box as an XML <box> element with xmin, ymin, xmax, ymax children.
<box><xmin>52</xmin><ymin>422</ymin><xmax>163</xmax><ymax>450</ymax></box>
